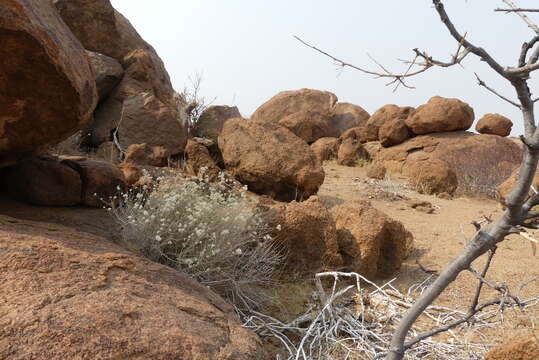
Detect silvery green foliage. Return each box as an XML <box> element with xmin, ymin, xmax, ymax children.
<box><xmin>110</xmin><ymin>172</ymin><xmax>284</xmax><ymax>309</ymax></box>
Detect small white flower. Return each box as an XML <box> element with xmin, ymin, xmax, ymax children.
<box><xmin>235</xmin><ymin>248</ymin><xmax>242</xmax><ymax>255</ymax></box>
<box><xmin>276</xmin><ymin>224</ymin><xmax>282</xmax><ymax>231</ymax></box>
<box><xmin>155</xmin><ymin>235</ymin><xmax>162</xmax><ymax>242</ymax></box>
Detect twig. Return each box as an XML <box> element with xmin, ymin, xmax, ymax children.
<box><xmin>474</xmin><ymin>73</ymin><xmax>522</xmax><ymax>108</ymax></box>
<box><xmin>495</xmin><ymin>8</ymin><xmax>539</xmax><ymax>13</ymax></box>
<box><xmin>496</xmin><ymin>1</ymin><xmax>539</xmax><ymax>36</ymax></box>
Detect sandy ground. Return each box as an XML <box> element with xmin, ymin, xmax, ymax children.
<box><xmin>318</xmin><ymin>161</ymin><xmax>539</xmax><ymax>344</ymax></box>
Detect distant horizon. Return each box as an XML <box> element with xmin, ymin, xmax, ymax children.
<box><xmin>111</xmin><ymin>0</ymin><xmax>539</xmax><ymax>135</ymax></box>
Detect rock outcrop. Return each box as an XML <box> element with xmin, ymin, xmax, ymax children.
<box><xmin>263</xmin><ymin>197</ymin><xmax>343</xmax><ymax>274</ymax></box>
<box><xmin>332</xmin><ymin>200</ymin><xmax>413</xmax><ymax>279</ymax></box>
<box><xmin>373</xmin><ymin>132</ymin><xmax>521</xmax><ymax>196</ymax></box>
<box><xmin>251</xmin><ymin>88</ymin><xmax>337</xmax><ymax>124</ymax></box>
<box><xmin>279</xmin><ymin>111</ymin><xmax>333</xmax><ymax>144</ymax></box>
<box><xmin>194</xmin><ymin>105</ymin><xmax>242</xmax><ymax>141</ymax></box>
<box><xmin>405</xmin><ymin>96</ymin><xmax>474</xmax><ymax>135</ymax></box>
<box><xmin>218</xmin><ymin>118</ymin><xmax>324</xmax><ymax>201</ymax></box>
<box><xmin>476</xmin><ymin>113</ymin><xmax>513</xmax><ymax>137</ymax></box>
<box><xmin>1</xmin><ymin>156</ymin><xmax>126</xmax><ymax>207</ymax></box>
<box><xmin>0</xmin><ymin>0</ymin><xmax>97</xmax><ymax>166</ymax></box>
<box><xmin>0</xmin><ymin>215</ymin><xmax>268</xmax><ymax>360</ymax></box>
<box><xmin>404</xmin><ymin>159</ymin><xmax>458</xmax><ymax>195</ymax></box>
<box><xmin>86</xmin><ymin>51</ymin><xmax>124</xmax><ymax>101</ymax></box>
<box><xmin>0</xmin><ymin>156</ymin><xmax>82</xmax><ymax>206</ymax></box>
<box><xmin>310</xmin><ymin>137</ymin><xmax>340</xmax><ymax>164</ymax></box>
<box><xmin>379</xmin><ymin>117</ymin><xmax>411</xmax><ymax>147</ymax></box>
<box><xmin>340</xmin><ymin>127</ymin><xmax>365</xmax><ymax>142</ymax></box>
<box><xmin>330</xmin><ymin>102</ymin><xmax>370</xmax><ymax>137</ymax></box>
<box><xmin>54</xmin><ymin>0</ymin><xmax>188</xmax><ymax>155</ymax></box>
<box><xmin>363</xmin><ymin>105</ymin><xmax>414</xmax><ymax>142</ymax></box>
<box><xmin>61</xmin><ymin>156</ymin><xmax>126</xmax><ymax>207</ymax></box>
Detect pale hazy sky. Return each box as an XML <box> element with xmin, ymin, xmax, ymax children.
<box><xmin>110</xmin><ymin>0</ymin><xmax>539</xmax><ymax>135</ymax></box>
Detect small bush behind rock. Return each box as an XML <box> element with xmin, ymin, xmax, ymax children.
<box><xmin>109</xmin><ymin>171</ymin><xmax>284</xmax><ymax>309</ymax></box>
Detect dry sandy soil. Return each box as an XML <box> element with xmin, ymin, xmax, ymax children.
<box><xmin>317</xmin><ymin>161</ymin><xmax>539</xmax><ymax>345</ymax></box>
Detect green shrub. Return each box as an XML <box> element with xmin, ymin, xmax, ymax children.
<box><xmin>109</xmin><ymin>172</ymin><xmax>284</xmax><ymax>309</ymax></box>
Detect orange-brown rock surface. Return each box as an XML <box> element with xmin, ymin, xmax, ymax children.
<box><xmin>218</xmin><ymin>119</ymin><xmax>324</xmax><ymax>201</ymax></box>
<box><xmin>476</xmin><ymin>113</ymin><xmax>513</xmax><ymax>137</ymax></box>
<box><xmin>405</xmin><ymin>96</ymin><xmax>474</xmax><ymax>135</ymax></box>
<box><xmin>332</xmin><ymin>200</ymin><xmax>413</xmax><ymax>279</ymax></box>
<box><xmin>330</xmin><ymin>102</ymin><xmax>370</xmax><ymax>137</ymax></box>
<box><xmin>363</xmin><ymin>105</ymin><xmax>414</xmax><ymax>142</ymax></box>
<box><xmin>0</xmin><ymin>0</ymin><xmax>97</xmax><ymax>165</ymax></box>
<box><xmin>0</xmin><ymin>215</ymin><xmax>268</xmax><ymax>360</ymax></box>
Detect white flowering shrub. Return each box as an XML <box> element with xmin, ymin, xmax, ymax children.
<box><xmin>109</xmin><ymin>172</ymin><xmax>284</xmax><ymax>309</ymax></box>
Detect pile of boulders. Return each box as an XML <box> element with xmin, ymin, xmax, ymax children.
<box><xmin>260</xmin><ymin>196</ymin><xmax>414</xmax><ymax>280</ymax></box>
<box><xmin>54</xmin><ymin>0</ymin><xmax>189</xmax><ymax>157</ymax></box>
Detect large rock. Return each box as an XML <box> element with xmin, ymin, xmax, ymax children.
<box><xmin>330</xmin><ymin>102</ymin><xmax>370</xmax><ymax>136</ymax></box>
<box><xmin>0</xmin><ymin>156</ymin><xmax>82</xmax><ymax>206</ymax></box>
<box><xmin>332</xmin><ymin>200</ymin><xmax>413</xmax><ymax>279</ymax></box>
<box><xmin>485</xmin><ymin>331</ymin><xmax>539</xmax><ymax>360</ymax></box>
<box><xmin>61</xmin><ymin>156</ymin><xmax>126</xmax><ymax>207</ymax></box>
<box><xmin>251</xmin><ymin>88</ymin><xmax>337</xmax><ymax>124</ymax></box>
<box><xmin>117</xmin><ymin>92</ymin><xmax>186</xmax><ymax>154</ymax></box>
<box><xmin>476</xmin><ymin>113</ymin><xmax>513</xmax><ymax>137</ymax></box>
<box><xmin>374</xmin><ymin>132</ymin><xmax>522</xmax><ymax>197</ymax></box>
<box><xmin>194</xmin><ymin>105</ymin><xmax>242</xmax><ymax>141</ymax></box>
<box><xmin>86</xmin><ymin>51</ymin><xmax>124</xmax><ymax>101</ymax></box>
<box><xmin>124</xmin><ymin>143</ymin><xmax>168</xmax><ymax>167</ymax></box>
<box><xmin>0</xmin><ymin>215</ymin><xmax>268</xmax><ymax>360</ymax></box>
<box><xmin>263</xmin><ymin>197</ymin><xmax>343</xmax><ymax>274</ymax></box>
<box><xmin>379</xmin><ymin>117</ymin><xmax>411</xmax><ymax>147</ymax></box>
<box><xmin>55</xmin><ymin>0</ymin><xmax>188</xmax><ymax>154</ymax></box>
<box><xmin>337</xmin><ymin>138</ymin><xmax>370</xmax><ymax>166</ymax></box>
<box><xmin>405</xmin><ymin>96</ymin><xmax>474</xmax><ymax>135</ymax></box>
<box><xmin>218</xmin><ymin>118</ymin><xmax>325</xmax><ymax>201</ymax></box>
<box><xmin>53</xmin><ymin>0</ymin><xmax>125</xmax><ymax>59</ymax></box>
<box><xmin>363</xmin><ymin>105</ymin><xmax>414</xmax><ymax>142</ymax></box>
<box><xmin>404</xmin><ymin>159</ymin><xmax>458</xmax><ymax>195</ymax></box>
<box><xmin>340</xmin><ymin>126</ymin><xmax>365</xmax><ymax>142</ymax></box>
<box><xmin>0</xmin><ymin>0</ymin><xmax>97</xmax><ymax>165</ymax></box>
<box><xmin>310</xmin><ymin>137</ymin><xmax>340</xmax><ymax>164</ymax></box>
<box><xmin>279</xmin><ymin>111</ymin><xmax>332</xmax><ymax>144</ymax></box>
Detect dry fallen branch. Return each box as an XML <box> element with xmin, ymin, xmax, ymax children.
<box><xmin>241</xmin><ymin>272</ymin><xmax>539</xmax><ymax>360</ymax></box>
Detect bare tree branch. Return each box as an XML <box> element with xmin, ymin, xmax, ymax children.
<box><xmin>519</xmin><ymin>36</ymin><xmax>539</xmax><ymax>66</ymax></box>
<box><xmin>294</xmin><ymin>35</ymin><xmax>469</xmax><ymax>89</ymax></box>
<box><xmin>500</xmin><ymin>0</ymin><xmax>539</xmax><ymax>35</ymax></box>
<box><xmin>474</xmin><ymin>72</ymin><xmax>521</xmax><ymax>108</ymax></box>
<box><xmin>495</xmin><ymin>8</ymin><xmax>539</xmax><ymax>13</ymax></box>
<box><xmin>433</xmin><ymin>0</ymin><xmax>507</xmax><ymax>77</ymax></box>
